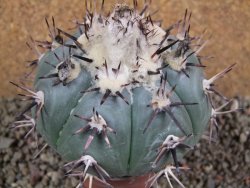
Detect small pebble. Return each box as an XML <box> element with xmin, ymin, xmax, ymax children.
<box><xmin>240</xmin><ymin>133</ymin><xmax>247</xmax><ymax>143</ymax></box>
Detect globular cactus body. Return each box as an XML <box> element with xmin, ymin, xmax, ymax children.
<box><xmin>34</xmin><ymin>4</ymin><xmax>211</xmax><ymax>178</ymax></box>
<box><xmin>11</xmin><ymin>1</ymin><xmax>238</xmax><ymax>187</ymax></box>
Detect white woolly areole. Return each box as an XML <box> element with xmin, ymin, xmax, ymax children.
<box><xmin>163</xmin><ymin>52</ymin><xmax>187</xmax><ymax>72</ymax></box>
<box><xmin>162</xmin><ymin>135</ymin><xmax>183</xmax><ymax>149</ymax></box>
<box><xmin>97</xmin><ymin>65</ymin><xmax>130</xmax><ymax>93</ymax></box>
<box><xmin>77</xmin><ymin>4</ymin><xmax>166</xmax><ymax>94</ymax></box>
<box><xmin>35</xmin><ymin>91</ymin><xmax>44</xmax><ymax>105</ymax></box>
<box><xmin>80</xmin><ymin>155</ymin><xmax>97</xmax><ymax>166</ymax></box>
<box><xmin>203</xmin><ymin>79</ymin><xmax>211</xmax><ymax>92</ymax></box>
<box><xmin>151</xmin><ymin>95</ymin><xmax>171</xmax><ymax>110</ymax></box>
<box><xmin>89</xmin><ymin>114</ymin><xmax>107</xmax><ymax>133</ymax></box>
<box><xmin>68</xmin><ymin>58</ymin><xmax>81</xmax><ymax>82</ymax></box>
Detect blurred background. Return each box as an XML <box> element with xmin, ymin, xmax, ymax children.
<box><xmin>0</xmin><ymin>0</ymin><xmax>249</xmax><ymax>188</ymax></box>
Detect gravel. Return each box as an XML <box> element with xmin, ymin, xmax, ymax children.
<box><xmin>0</xmin><ymin>97</ymin><xmax>249</xmax><ymax>188</ymax></box>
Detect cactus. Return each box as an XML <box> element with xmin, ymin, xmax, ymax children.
<box><xmin>11</xmin><ymin>1</ymin><xmax>239</xmax><ymax>187</ymax></box>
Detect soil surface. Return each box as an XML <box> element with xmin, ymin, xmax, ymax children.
<box><xmin>0</xmin><ymin>0</ymin><xmax>250</xmax><ymax>97</ymax></box>
<box><xmin>0</xmin><ymin>97</ymin><xmax>249</xmax><ymax>188</ymax></box>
